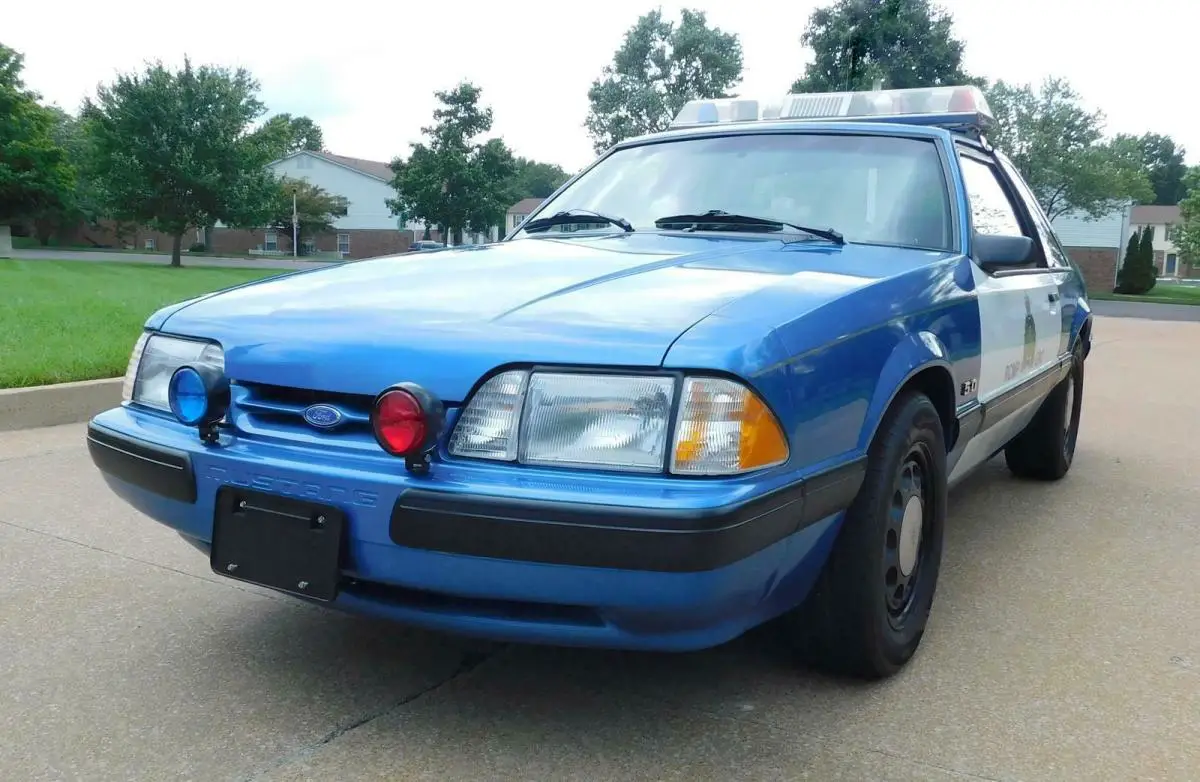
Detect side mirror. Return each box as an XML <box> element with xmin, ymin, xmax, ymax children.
<box><xmin>973</xmin><ymin>233</ymin><xmax>1034</xmax><ymax>272</ymax></box>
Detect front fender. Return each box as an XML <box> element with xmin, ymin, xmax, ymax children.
<box><xmin>858</xmin><ymin>330</ymin><xmax>954</xmax><ymax>451</ymax></box>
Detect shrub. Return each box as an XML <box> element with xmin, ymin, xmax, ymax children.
<box><xmin>1115</xmin><ymin>226</ymin><xmax>1158</xmax><ymax>295</ymax></box>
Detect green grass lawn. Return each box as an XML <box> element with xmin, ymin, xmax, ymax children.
<box><xmin>1</xmin><ymin>259</ymin><xmax>287</xmax><ymax>389</ymax></box>
<box><xmin>1091</xmin><ymin>283</ymin><xmax>1200</xmax><ymax>306</ymax></box>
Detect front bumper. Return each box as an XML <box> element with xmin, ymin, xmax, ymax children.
<box><xmin>87</xmin><ymin>407</ymin><xmax>863</xmax><ymax>650</ymax></box>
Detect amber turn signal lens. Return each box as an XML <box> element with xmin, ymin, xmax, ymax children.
<box><xmin>670</xmin><ymin>377</ymin><xmax>789</xmax><ymax>475</ymax></box>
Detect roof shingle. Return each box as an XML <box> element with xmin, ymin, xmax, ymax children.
<box><xmin>507</xmin><ymin>197</ymin><xmax>545</xmax><ymax>214</ymax></box>
<box><xmin>1131</xmin><ymin>205</ymin><xmax>1181</xmax><ymax>225</ymax></box>
<box><xmin>304</xmin><ymin>151</ymin><xmax>394</xmax><ymax>181</ymax></box>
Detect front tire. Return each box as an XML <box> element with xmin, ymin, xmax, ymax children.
<box><xmin>1003</xmin><ymin>344</ymin><xmax>1085</xmax><ymax>481</ymax></box>
<box><xmin>784</xmin><ymin>390</ymin><xmax>948</xmax><ymax>680</ymax></box>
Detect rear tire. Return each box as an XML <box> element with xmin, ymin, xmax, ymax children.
<box><xmin>782</xmin><ymin>390</ymin><xmax>947</xmax><ymax>680</ymax></box>
<box><xmin>1003</xmin><ymin>344</ymin><xmax>1085</xmax><ymax>481</ymax></box>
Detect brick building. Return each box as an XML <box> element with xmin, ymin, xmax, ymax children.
<box><xmin>212</xmin><ymin>151</ymin><xmax>433</xmax><ymax>259</ymax></box>
<box><xmin>51</xmin><ymin>151</ymin><xmax>442</xmax><ymax>260</ymax></box>
<box><xmin>1050</xmin><ymin>203</ymin><xmax>1134</xmax><ymax>293</ymax></box>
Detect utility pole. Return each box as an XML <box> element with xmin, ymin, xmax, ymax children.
<box><xmin>292</xmin><ymin>186</ymin><xmax>299</xmax><ymax>258</ymax></box>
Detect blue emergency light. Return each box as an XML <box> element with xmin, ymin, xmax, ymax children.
<box><xmin>671</xmin><ymin>85</ymin><xmax>995</xmax><ymax>138</ymax></box>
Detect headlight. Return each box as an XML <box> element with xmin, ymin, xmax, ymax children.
<box><xmin>520</xmin><ymin>373</ymin><xmax>674</xmax><ymax>472</ymax></box>
<box><xmin>448</xmin><ymin>369</ymin><xmax>788</xmax><ymax>475</ymax></box>
<box><xmin>123</xmin><ymin>333</ymin><xmax>225</xmax><ymax>411</ymax></box>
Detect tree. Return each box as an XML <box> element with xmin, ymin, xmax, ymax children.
<box><xmin>585</xmin><ymin>8</ymin><xmax>743</xmax><ymax>153</ymax></box>
<box><xmin>266</xmin><ymin>176</ymin><xmax>348</xmax><ymax>253</ymax></box>
<box><xmin>27</xmin><ymin>106</ymin><xmax>107</xmax><ymax>244</ymax></box>
<box><xmin>985</xmin><ymin>77</ymin><xmax>1152</xmax><ymax>221</ymax></box>
<box><xmin>81</xmin><ymin>57</ymin><xmax>281</xmax><ymax>266</ymax></box>
<box><xmin>1108</xmin><ymin>132</ymin><xmax>1188</xmax><ymax>206</ymax></box>
<box><xmin>1115</xmin><ymin>230</ymin><xmax>1141</xmax><ymax>293</ymax></box>
<box><xmin>252</xmin><ymin>112</ymin><xmax>325</xmax><ymax>159</ymax></box>
<box><xmin>1175</xmin><ymin>167</ymin><xmax>1200</xmax><ymax>273</ymax></box>
<box><xmin>0</xmin><ymin>43</ymin><xmax>74</xmax><ymax>226</ymax></box>
<box><xmin>387</xmin><ymin>82</ymin><xmax>517</xmax><ymax>245</ymax></box>
<box><xmin>1139</xmin><ymin>224</ymin><xmax>1157</xmax><ymax>278</ymax></box>
<box><xmin>509</xmin><ymin>157</ymin><xmax>570</xmax><ymax>200</ymax></box>
<box><xmin>1115</xmin><ymin>226</ymin><xmax>1158</xmax><ymax>294</ymax></box>
<box><xmin>792</xmin><ymin>0</ymin><xmax>979</xmax><ymax>93</ymax></box>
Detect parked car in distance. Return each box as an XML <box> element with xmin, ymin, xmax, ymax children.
<box><xmin>86</xmin><ymin>84</ymin><xmax>1091</xmax><ymax>680</ymax></box>
<box><xmin>407</xmin><ymin>240</ymin><xmax>447</xmax><ymax>252</ymax></box>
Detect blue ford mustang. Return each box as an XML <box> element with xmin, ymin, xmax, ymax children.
<box><xmin>87</xmin><ymin>86</ymin><xmax>1091</xmax><ymax>679</ymax></box>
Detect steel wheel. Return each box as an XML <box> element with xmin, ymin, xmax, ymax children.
<box><xmin>884</xmin><ymin>443</ymin><xmax>933</xmax><ymax>629</ymax></box>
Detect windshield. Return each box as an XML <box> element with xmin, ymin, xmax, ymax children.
<box><xmin>519</xmin><ymin>132</ymin><xmax>954</xmax><ymax>251</ymax></box>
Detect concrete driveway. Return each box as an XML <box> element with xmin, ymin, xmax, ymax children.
<box><xmin>2</xmin><ymin>315</ymin><xmax>1198</xmax><ymax>781</ymax></box>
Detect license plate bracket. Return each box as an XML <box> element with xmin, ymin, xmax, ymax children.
<box><xmin>210</xmin><ymin>486</ymin><xmax>346</xmax><ymax>602</ymax></box>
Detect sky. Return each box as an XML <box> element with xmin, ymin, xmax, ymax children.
<box><xmin>7</xmin><ymin>0</ymin><xmax>1197</xmax><ymax>173</ymax></box>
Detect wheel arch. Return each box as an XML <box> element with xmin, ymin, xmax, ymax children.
<box><xmin>860</xmin><ymin>332</ymin><xmax>959</xmax><ymax>455</ymax></box>
<box><xmin>1072</xmin><ymin>299</ymin><xmax>1093</xmax><ymax>359</ymax></box>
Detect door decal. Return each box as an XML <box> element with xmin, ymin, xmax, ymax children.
<box><xmin>1022</xmin><ymin>293</ymin><xmax>1039</xmax><ymax>370</ymax></box>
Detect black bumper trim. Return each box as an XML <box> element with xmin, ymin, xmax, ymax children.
<box><xmin>87</xmin><ymin>423</ymin><xmax>197</xmax><ymax>504</ymax></box>
<box><xmin>388</xmin><ymin>458</ymin><xmax>866</xmax><ymax>572</ymax></box>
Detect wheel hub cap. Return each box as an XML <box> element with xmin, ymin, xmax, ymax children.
<box><xmin>884</xmin><ymin>450</ymin><xmax>930</xmax><ymax>623</ymax></box>
<box><xmin>898</xmin><ymin>496</ymin><xmax>923</xmax><ymax>577</ymax></box>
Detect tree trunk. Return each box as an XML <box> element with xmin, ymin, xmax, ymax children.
<box><xmin>171</xmin><ymin>233</ymin><xmax>183</xmax><ymax>267</ymax></box>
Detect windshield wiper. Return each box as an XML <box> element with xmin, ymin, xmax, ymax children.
<box><xmin>654</xmin><ymin>209</ymin><xmax>844</xmax><ymax>245</ymax></box>
<box><xmin>522</xmin><ymin>208</ymin><xmax>634</xmax><ymax>233</ymax></box>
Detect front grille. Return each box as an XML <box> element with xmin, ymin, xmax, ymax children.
<box><xmin>231</xmin><ymin>381</ymin><xmax>379</xmax><ymax>448</ymax></box>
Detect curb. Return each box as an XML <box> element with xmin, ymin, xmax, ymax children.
<box><xmin>0</xmin><ymin>377</ymin><xmax>122</xmax><ymax>432</ymax></box>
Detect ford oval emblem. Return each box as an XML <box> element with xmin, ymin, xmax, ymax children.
<box><xmin>302</xmin><ymin>403</ymin><xmax>345</xmax><ymax>429</ymax></box>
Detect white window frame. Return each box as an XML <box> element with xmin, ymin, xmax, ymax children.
<box><xmin>264</xmin><ymin>231</ymin><xmax>278</xmax><ymax>252</ymax></box>
<box><xmin>337</xmin><ymin>233</ymin><xmax>350</xmax><ymax>256</ymax></box>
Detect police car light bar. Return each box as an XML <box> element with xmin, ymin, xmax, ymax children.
<box><xmin>670</xmin><ymin>85</ymin><xmax>995</xmax><ymax>135</ymax></box>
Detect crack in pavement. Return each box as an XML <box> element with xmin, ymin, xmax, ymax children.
<box><xmin>242</xmin><ymin>645</ymin><xmax>505</xmax><ymax>781</ymax></box>
<box><xmin>0</xmin><ymin>516</ymin><xmax>300</xmax><ymax>606</ymax></box>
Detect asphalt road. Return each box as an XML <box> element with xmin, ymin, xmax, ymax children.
<box><xmin>8</xmin><ymin>248</ymin><xmax>335</xmax><ymax>271</ymax></box>
<box><xmin>2</xmin><ymin>315</ymin><xmax>1198</xmax><ymax>781</ymax></box>
<box><xmin>1090</xmin><ymin>297</ymin><xmax>1200</xmax><ymax>321</ymax></box>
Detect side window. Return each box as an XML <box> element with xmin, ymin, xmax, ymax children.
<box><xmin>997</xmin><ymin>156</ymin><xmax>1073</xmax><ymax>270</ymax></box>
<box><xmin>958</xmin><ymin>155</ymin><xmax>1025</xmax><ymax>237</ymax></box>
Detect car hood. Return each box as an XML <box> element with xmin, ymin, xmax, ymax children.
<box><xmin>157</xmin><ymin>234</ymin><xmax>924</xmax><ymax>400</ymax></box>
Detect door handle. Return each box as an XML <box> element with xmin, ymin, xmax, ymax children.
<box><xmin>1047</xmin><ymin>292</ymin><xmax>1060</xmax><ymax>303</ymax></box>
